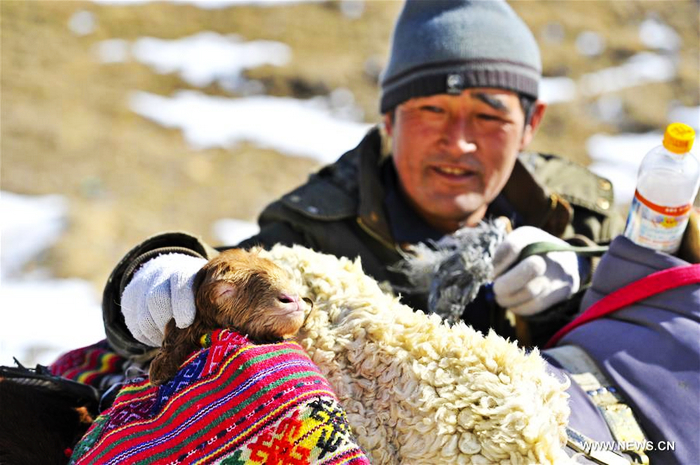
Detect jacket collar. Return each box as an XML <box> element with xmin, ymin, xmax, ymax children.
<box><xmin>500</xmin><ymin>158</ymin><xmax>572</xmax><ymax>237</ymax></box>
<box><xmin>357</xmin><ymin>128</ymin><xmax>395</xmax><ymax>247</ymax></box>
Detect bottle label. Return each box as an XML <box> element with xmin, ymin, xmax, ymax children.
<box><xmin>624</xmin><ymin>190</ymin><xmax>692</xmax><ymax>253</ymax></box>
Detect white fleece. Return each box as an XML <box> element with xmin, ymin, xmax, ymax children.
<box><xmin>261</xmin><ymin>244</ymin><xmax>572</xmax><ymax>465</ymax></box>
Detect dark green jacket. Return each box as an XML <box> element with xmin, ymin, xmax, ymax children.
<box><xmin>104</xmin><ymin>127</ymin><xmax>624</xmax><ymax>358</ymax></box>
<box><xmin>240</xmin><ymin>127</ymin><xmax>622</xmax><ymax>277</ymax></box>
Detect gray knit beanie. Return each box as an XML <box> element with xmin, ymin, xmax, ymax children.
<box><xmin>380</xmin><ymin>0</ymin><xmax>541</xmax><ymax>114</ymax></box>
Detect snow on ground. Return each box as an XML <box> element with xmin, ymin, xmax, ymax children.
<box><xmin>540</xmin><ymin>77</ymin><xmax>577</xmax><ymax>104</ymax></box>
<box><xmin>0</xmin><ymin>191</ymin><xmax>262</xmax><ymax>367</ymax></box>
<box><xmin>93</xmin><ymin>0</ymin><xmax>325</xmax><ymax>8</ymax></box>
<box><xmin>1</xmin><ymin>192</ymin><xmax>68</xmax><ymax>279</ymax></box>
<box><xmin>639</xmin><ymin>16</ymin><xmax>681</xmax><ymax>52</ymax></box>
<box><xmin>68</xmin><ymin>10</ymin><xmax>97</xmax><ymax>36</ymax></box>
<box><xmin>588</xmin><ymin>105</ymin><xmax>699</xmax><ymax>208</ymax></box>
<box><xmin>579</xmin><ymin>52</ymin><xmax>676</xmax><ymax>97</ymax></box>
<box><xmin>539</xmin><ymin>51</ymin><xmax>678</xmax><ymax>104</ymax></box>
<box><xmin>96</xmin><ymin>31</ymin><xmax>372</xmax><ymax>162</ymax></box>
<box><xmin>0</xmin><ymin>279</ymin><xmax>105</xmax><ymax>367</ymax></box>
<box><xmin>537</xmin><ymin>17</ymin><xmax>681</xmax><ymax>105</ymax></box>
<box><xmin>132</xmin><ymin>33</ymin><xmax>290</xmax><ymax>89</ymax></box>
<box><xmin>668</xmin><ymin>105</ymin><xmax>700</xmax><ymax>130</ymax></box>
<box><xmin>587</xmin><ymin>132</ymin><xmax>665</xmax><ymax>208</ymax></box>
<box><xmin>130</xmin><ymin>90</ymin><xmax>371</xmax><ymax>163</ymax></box>
<box><xmin>90</xmin><ymin>26</ymin><xmax>679</xmax><ymax>108</ymax></box>
<box><xmin>575</xmin><ymin>30</ymin><xmax>606</xmax><ymax>57</ymax></box>
<box><xmin>93</xmin><ymin>39</ymin><xmax>130</xmax><ymax>63</ymax></box>
<box><xmin>91</xmin><ymin>0</ymin><xmax>367</xmax><ymax>20</ymax></box>
<box><xmin>0</xmin><ymin>192</ymin><xmax>105</xmax><ymax>366</ymax></box>
<box><xmin>95</xmin><ymin>32</ymin><xmax>291</xmax><ymax>93</ymax></box>
<box><xmin>212</xmin><ymin>218</ymin><xmax>260</xmax><ymax>245</ymax></box>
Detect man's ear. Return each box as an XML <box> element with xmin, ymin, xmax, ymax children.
<box><xmin>383</xmin><ymin>112</ymin><xmax>394</xmax><ymax>137</ymax></box>
<box><xmin>520</xmin><ymin>100</ymin><xmax>547</xmax><ymax>150</ymax></box>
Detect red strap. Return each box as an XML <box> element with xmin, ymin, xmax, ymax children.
<box><xmin>545</xmin><ymin>264</ymin><xmax>700</xmax><ymax>348</ymax></box>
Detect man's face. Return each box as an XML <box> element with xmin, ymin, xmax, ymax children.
<box><xmin>384</xmin><ymin>88</ymin><xmax>545</xmax><ymax>233</ymax></box>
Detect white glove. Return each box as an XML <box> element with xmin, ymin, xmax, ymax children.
<box><xmin>492</xmin><ymin>226</ymin><xmax>580</xmax><ymax>316</ymax></box>
<box><xmin>121</xmin><ymin>253</ymin><xmax>207</xmax><ymax>347</ymax></box>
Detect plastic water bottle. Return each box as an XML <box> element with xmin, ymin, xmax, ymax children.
<box><xmin>624</xmin><ymin>122</ymin><xmax>700</xmax><ymax>253</ymax></box>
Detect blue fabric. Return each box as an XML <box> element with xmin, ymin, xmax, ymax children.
<box><xmin>547</xmin><ymin>236</ymin><xmax>700</xmax><ymax>464</ymax></box>
<box><xmin>152</xmin><ymin>350</ymin><xmax>207</xmax><ymax>412</ymax></box>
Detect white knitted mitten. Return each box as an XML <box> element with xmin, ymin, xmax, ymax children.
<box><xmin>121</xmin><ymin>253</ymin><xmax>207</xmax><ymax>347</ymax></box>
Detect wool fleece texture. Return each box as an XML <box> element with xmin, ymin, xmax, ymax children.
<box><xmin>261</xmin><ymin>244</ymin><xmax>571</xmax><ymax>465</ymax></box>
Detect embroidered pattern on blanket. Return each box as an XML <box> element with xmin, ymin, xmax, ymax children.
<box><xmin>50</xmin><ymin>340</ymin><xmax>126</xmax><ymax>388</ymax></box>
<box><xmin>70</xmin><ymin>329</ymin><xmax>368</xmax><ymax>465</ymax></box>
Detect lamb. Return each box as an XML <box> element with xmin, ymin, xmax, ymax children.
<box><xmin>71</xmin><ymin>248</ymin><xmax>370</xmax><ymax>465</ymax></box>
<box><xmin>149</xmin><ymin>247</ymin><xmax>309</xmax><ymax>385</ymax></box>
<box><xmin>258</xmin><ymin>244</ymin><xmax>572</xmax><ymax>465</ymax></box>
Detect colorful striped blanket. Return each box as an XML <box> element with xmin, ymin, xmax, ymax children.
<box><xmin>70</xmin><ymin>329</ymin><xmax>368</xmax><ymax>465</ymax></box>
<box><xmin>50</xmin><ymin>339</ymin><xmax>126</xmax><ymax>389</ymax></box>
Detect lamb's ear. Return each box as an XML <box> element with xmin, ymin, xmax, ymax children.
<box><xmin>212</xmin><ymin>281</ymin><xmax>236</xmax><ymax>306</ymax></box>
<box><xmin>194</xmin><ymin>262</ymin><xmax>235</xmax><ymax>306</ymax></box>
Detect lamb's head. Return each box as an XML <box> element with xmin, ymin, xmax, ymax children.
<box><xmin>149</xmin><ymin>248</ymin><xmax>310</xmax><ymax>385</ymax></box>
<box><xmin>194</xmin><ymin>248</ymin><xmax>309</xmax><ymax>342</ymax></box>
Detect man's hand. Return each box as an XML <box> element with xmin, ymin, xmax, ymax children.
<box><xmin>492</xmin><ymin>227</ymin><xmax>580</xmax><ymax>316</ymax></box>
<box><xmin>121</xmin><ymin>253</ymin><xmax>207</xmax><ymax>347</ymax></box>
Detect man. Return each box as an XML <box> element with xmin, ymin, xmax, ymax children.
<box><xmin>104</xmin><ymin>0</ymin><xmax>623</xmax><ymax>359</ymax></box>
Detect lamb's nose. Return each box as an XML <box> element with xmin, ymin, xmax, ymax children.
<box><xmin>279</xmin><ymin>293</ymin><xmax>297</xmax><ymax>304</ymax></box>
<box><xmin>278</xmin><ymin>293</ymin><xmax>301</xmax><ymax>311</ymax></box>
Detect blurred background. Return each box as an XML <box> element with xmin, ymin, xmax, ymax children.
<box><xmin>2</xmin><ymin>0</ymin><xmax>699</xmax><ymax>365</ymax></box>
